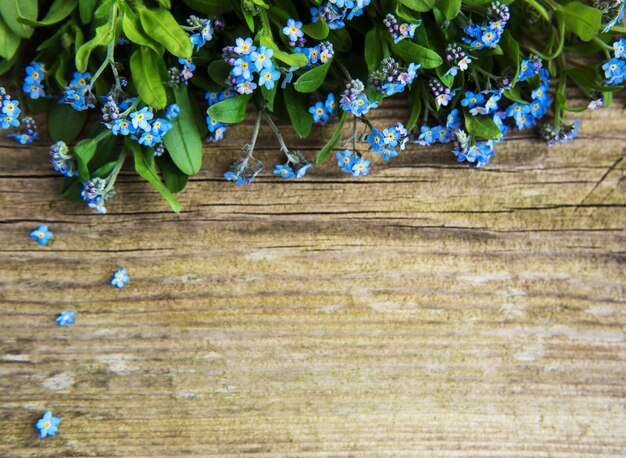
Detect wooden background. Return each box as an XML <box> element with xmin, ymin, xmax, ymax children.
<box><xmin>1</xmin><ymin>99</ymin><xmax>625</xmax><ymax>457</ymax></box>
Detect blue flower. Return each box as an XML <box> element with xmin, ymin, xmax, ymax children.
<box><xmin>63</xmin><ymin>89</ymin><xmax>90</xmax><ymax>111</ymax></box>
<box><xmin>166</xmin><ymin>104</ymin><xmax>180</xmax><ymax>120</ymax></box>
<box><xmin>232</xmin><ymin>56</ymin><xmax>253</xmax><ymax>80</ymax></box>
<box><xmin>588</xmin><ymin>98</ymin><xmax>603</xmax><ymax>110</ymax></box>
<box><xmin>258</xmin><ymin>68</ymin><xmax>281</xmax><ymax>90</ymax></box>
<box><xmin>190</xmin><ymin>19</ymin><xmax>213</xmax><ymax>50</ymax></box>
<box><xmin>250</xmin><ymin>46</ymin><xmax>274</xmax><ymax>72</ymax></box>
<box><xmin>436</xmin><ymin>125</ymin><xmax>453</xmax><ymax>143</ymax></box>
<box><xmin>178</xmin><ymin>57</ymin><xmax>196</xmax><ymax>72</ymax></box>
<box><xmin>150</xmin><ymin>118</ymin><xmax>172</xmax><ymax>136</ymax></box>
<box><xmin>446</xmin><ymin>108</ymin><xmax>461</xmax><ymax>130</ymax></box>
<box><xmin>273</xmin><ymin>164</ymin><xmax>296</xmax><ymax>178</ymax></box>
<box><xmin>69</xmin><ymin>71</ymin><xmax>90</xmax><ymax>90</ymax></box>
<box><xmin>111</xmin><ymin>119</ymin><xmax>134</xmax><ymax>136</ymax></box>
<box><xmin>234</xmin><ymin>37</ymin><xmax>256</xmax><ymax>55</ymax></box>
<box><xmin>24</xmin><ymin>62</ymin><xmax>44</xmax><ymax>84</ymax></box>
<box><xmin>417</xmin><ymin>125</ymin><xmax>436</xmax><ymax>145</ymax></box>
<box><xmin>461</xmin><ymin>91</ymin><xmax>485</xmax><ymax>108</ymax></box>
<box><xmin>30</xmin><ymin>224</ymin><xmax>53</xmax><ymax>246</ymax></box>
<box><xmin>138</xmin><ymin>131</ymin><xmax>161</xmax><ymax>146</ymax></box>
<box><xmin>23</xmin><ymin>82</ymin><xmax>45</xmax><ymax>99</ymax></box>
<box><xmin>309</xmin><ymin>102</ymin><xmax>329</xmax><ymax>124</ymax></box>
<box><xmin>336</xmin><ymin>150</ymin><xmax>355</xmax><ymax>173</ymax></box>
<box><xmin>283</xmin><ymin>18</ymin><xmax>304</xmax><ymax>43</ymax></box>
<box><xmin>378</xmin><ymin>146</ymin><xmax>398</xmax><ymax>160</ymax></box>
<box><xmin>130</xmin><ymin>107</ymin><xmax>153</xmax><ymax>131</ymax></box>
<box><xmin>1</xmin><ymin>99</ymin><xmax>20</xmax><ymax>117</ymax></box>
<box><xmin>367</xmin><ymin>128</ymin><xmax>385</xmax><ymax>151</ymax></box>
<box><xmin>351</xmin><ymin>158</ymin><xmax>371</xmax><ymax>176</ymax></box>
<box><xmin>382</xmin><ymin>127</ymin><xmax>399</xmax><ymax>146</ymax></box>
<box><xmin>7</xmin><ymin>133</ymin><xmax>36</xmax><ymax>144</ymax></box>
<box><xmin>295</xmin><ymin>163</ymin><xmax>313</xmax><ymax>178</ymax></box>
<box><xmin>1</xmin><ymin>114</ymin><xmax>20</xmax><ymax>129</ymax></box>
<box><xmin>35</xmin><ymin>412</ymin><xmax>61</xmax><ymax>439</ymax></box>
<box><xmin>236</xmin><ymin>79</ymin><xmax>257</xmax><ymax>94</ymax></box>
<box><xmin>56</xmin><ymin>310</ymin><xmax>75</xmax><ymax>327</ymax></box>
<box><xmin>603</xmin><ymin>58</ymin><xmax>626</xmax><ymax>85</ymax></box>
<box><xmin>224</xmin><ymin>171</ymin><xmax>247</xmax><ymax>185</ymax></box>
<box><xmin>325</xmin><ymin>93</ymin><xmax>337</xmax><ymax>116</ymax></box>
<box><xmin>111</xmin><ymin>269</ymin><xmax>130</xmax><ymax>288</ymax></box>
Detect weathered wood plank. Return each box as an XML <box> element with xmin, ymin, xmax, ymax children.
<box><xmin>0</xmin><ymin>100</ymin><xmax>624</xmax><ymax>457</ymax></box>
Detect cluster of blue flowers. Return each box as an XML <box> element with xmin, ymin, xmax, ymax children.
<box><xmin>309</xmin><ymin>93</ymin><xmax>337</xmax><ymax>125</ymax></box>
<box><xmin>311</xmin><ymin>0</ymin><xmax>372</xmax><ymax>30</ymax></box>
<box><xmin>105</xmin><ymin>102</ymin><xmax>177</xmax><ymax>150</ymax></box>
<box><xmin>205</xmin><ymin>89</ymin><xmax>235</xmax><ymax>142</ymax></box>
<box><xmin>543</xmin><ymin>120</ymin><xmax>581</xmax><ymax>146</ymax></box>
<box><xmin>370</xmin><ymin>58</ymin><xmax>420</xmax><ymax>96</ymax></box>
<box><xmin>463</xmin><ymin>1</ymin><xmax>510</xmax><ymax>50</ymax></box>
<box><xmin>81</xmin><ymin>177</ymin><xmax>115</xmax><ymax>214</ymax></box>
<box><xmin>8</xmin><ymin>116</ymin><xmax>39</xmax><ymax>144</ymax></box>
<box><xmin>22</xmin><ymin>62</ymin><xmax>46</xmax><ymax>99</ymax></box>
<box><xmin>336</xmin><ymin>150</ymin><xmax>371</xmax><ymax>176</ymax></box>
<box><xmin>603</xmin><ymin>38</ymin><xmax>626</xmax><ymax>85</ymax></box>
<box><xmin>50</xmin><ymin>141</ymin><xmax>78</xmax><ymax>177</ymax></box>
<box><xmin>223</xmin><ymin>38</ymin><xmax>281</xmax><ymax>94</ymax></box>
<box><xmin>415</xmin><ymin>109</ymin><xmax>461</xmax><ymax>146</ymax></box>
<box><xmin>367</xmin><ymin>123</ymin><xmax>409</xmax><ymax>160</ymax></box>
<box><xmin>445</xmin><ymin>44</ymin><xmax>473</xmax><ymax>77</ymax></box>
<box><xmin>429</xmin><ymin>79</ymin><xmax>457</xmax><ymax>107</ymax></box>
<box><xmin>0</xmin><ymin>87</ymin><xmax>20</xmax><ymax>130</ymax></box>
<box><xmin>340</xmin><ymin>79</ymin><xmax>378</xmax><ymax>116</ymax></box>
<box><xmin>273</xmin><ymin>150</ymin><xmax>313</xmax><ymax>179</ymax></box>
<box><xmin>383</xmin><ymin>14</ymin><xmax>420</xmax><ymax>43</ymax></box>
<box><xmin>63</xmin><ymin>71</ymin><xmax>95</xmax><ymax>111</ymax></box>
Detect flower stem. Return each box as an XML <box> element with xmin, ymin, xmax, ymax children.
<box><xmin>263</xmin><ymin>111</ymin><xmax>289</xmax><ymax>154</ymax></box>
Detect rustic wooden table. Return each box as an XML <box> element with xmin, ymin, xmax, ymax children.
<box><xmin>1</xmin><ymin>100</ymin><xmax>625</xmax><ymax>457</ymax></box>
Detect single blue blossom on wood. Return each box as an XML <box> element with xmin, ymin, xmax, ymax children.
<box><xmin>56</xmin><ymin>310</ymin><xmax>75</xmax><ymax>327</ymax></box>
<box><xmin>111</xmin><ymin>269</ymin><xmax>130</xmax><ymax>288</ymax></box>
<box><xmin>273</xmin><ymin>164</ymin><xmax>296</xmax><ymax>178</ymax></box>
<box><xmin>35</xmin><ymin>411</ymin><xmax>61</xmax><ymax>439</ymax></box>
<box><xmin>30</xmin><ymin>224</ymin><xmax>53</xmax><ymax>246</ymax></box>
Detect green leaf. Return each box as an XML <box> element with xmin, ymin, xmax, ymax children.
<box><xmin>464</xmin><ymin>112</ymin><xmax>502</xmax><ymax>140</ymax></box>
<box><xmin>392</xmin><ymin>40</ymin><xmax>442</xmax><ymax>68</ymax></box>
<box><xmin>207</xmin><ymin>59</ymin><xmax>231</xmax><ymax>87</ymax></box>
<box><xmin>294</xmin><ymin>60</ymin><xmax>332</xmax><ymax>93</ymax></box>
<box><xmin>498</xmin><ymin>31</ymin><xmax>520</xmax><ymax>82</ymax></box>
<box><xmin>78</xmin><ymin>0</ymin><xmax>97</xmax><ymax>23</ymax></box>
<box><xmin>75</xmin><ymin>21</ymin><xmax>114</xmax><ymax>72</ymax></box>
<box><xmin>157</xmin><ymin>154</ymin><xmax>189</xmax><ymax>194</ymax></box>
<box><xmin>301</xmin><ymin>19</ymin><xmax>329</xmax><ymax>40</ymax></box>
<box><xmin>0</xmin><ymin>0</ymin><xmax>37</xmax><ymax>38</ymax></box>
<box><xmin>260</xmin><ymin>36</ymin><xmax>308</xmax><ymax>67</ymax></box>
<box><xmin>364</xmin><ymin>28</ymin><xmax>382</xmax><ymax>72</ymax></box>
<box><xmin>283</xmin><ymin>86</ymin><xmax>313</xmax><ymax>138</ymax></box>
<box><xmin>181</xmin><ymin>0</ymin><xmax>233</xmax><ymax>14</ymax></box>
<box><xmin>316</xmin><ymin>110</ymin><xmax>347</xmax><ymax>163</ymax></box>
<box><xmin>207</xmin><ymin>94</ymin><xmax>251</xmax><ymax>123</ymax></box>
<box><xmin>122</xmin><ymin>5</ymin><xmax>162</xmax><ymax>54</ymax></box>
<box><xmin>130</xmin><ymin>48</ymin><xmax>167</xmax><ymax>109</ymax></box>
<box><xmin>139</xmin><ymin>7</ymin><xmax>192</xmax><ymax>58</ymax></box>
<box><xmin>129</xmin><ymin>140</ymin><xmax>181</xmax><ymax>213</ymax></box>
<box><xmin>398</xmin><ymin>0</ymin><xmax>436</xmax><ymax>12</ymax></box>
<box><xmin>162</xmin><ymin>85</ymin><xmax>203</xmax><ymax>176</ymax></box>
<box><xmin>17</xmin><ymin>0</ymin><xmax>77</xmax><ymax>27</ymax></box>
<box><xmin>61</xmin><ymin>176</ymin><xmax>83</xmax><ymax>202</ymax></box>
<box><xmin>0</xmin><ymin>16</ymin><xmax>20</xmax><ymax>60</ymax></box>
<box><xmin>48</xmin><ymin>103</ymin><xmax>89</xmax><ymax>144</ymax></box>
<box><xmin>407</xmin><ymin>87</ymin><xmax>422</xmax><ymax>131</ymax></box>
<box><xmin>436</xmin><ymin>0</ymin><xmax>461</xmax><ymax>19</ymax></box>
<box><xmin>75</xmin><ymin>140</ymin><xmax>98</xmax><ymax>181</ymax></box>
<box><xmin>558</xmin><ymin>1</ymin><xmax>602</xmax><ymax>41</ymax></box>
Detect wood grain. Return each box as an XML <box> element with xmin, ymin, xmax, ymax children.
<box><xmin>0</xmin><ymin>98</ymin><xmax>625</xmax><ymax>457</ymax></box>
